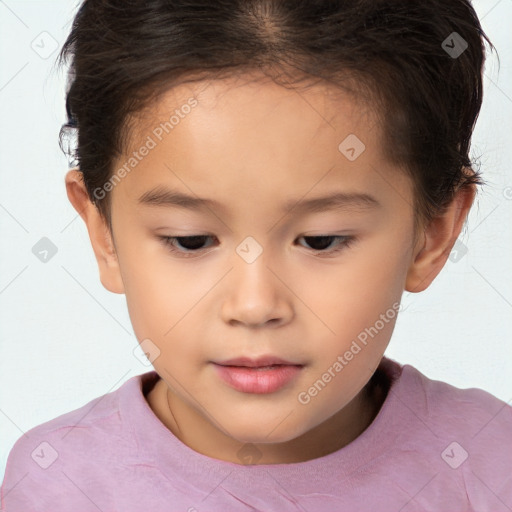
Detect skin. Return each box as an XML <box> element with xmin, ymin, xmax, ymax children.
<box><xmin>65</xmin><ymin>72</ymin><xmax>475</xmax><ymax>465</ymax></box>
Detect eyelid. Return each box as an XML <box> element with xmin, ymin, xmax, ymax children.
<box><xmin>157</xmin><ymin>234</ymin><xmax>358</xmax><ymax>258</ymax></box>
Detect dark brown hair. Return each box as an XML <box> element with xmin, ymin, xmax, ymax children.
<box><xmin>57</xmin><ymin>0</ymin><xmax>496</xmax><ymax>238</ymax></box>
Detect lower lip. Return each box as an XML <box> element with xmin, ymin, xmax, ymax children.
<box><xmin>212</xmin><ymin>363</ymin><xmax>303</xmax><ymax>394</ymax></box>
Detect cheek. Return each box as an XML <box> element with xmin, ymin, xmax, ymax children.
<box><xmin>300</xmin><ymin>233</ymin><xmax>407</xmax><ymax>366</ymax></box>
<box><xmin>298</xmin><ymin>247</ymin><xmax>404</xmax><ymax>335</ymax></box>
<box><xmin>117</xmin><ymin>253</ymin><xmax>177</xmax><ymax>348</ymax></box>
<box><xmin>119</xmin><ymin>243</ymin><xmax>213</xmax><ymax>368</ymax></box>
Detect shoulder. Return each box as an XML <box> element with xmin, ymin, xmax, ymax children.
<box><xmin>1</xmin><ymin>373</ymin><xmax>146</xmax><ymax>511</ymax></box>
<box><xmin>393</xmin><ymin>361</ymin><xmax>512</xmax><ymax>507</ymax></box>
<box><xmin>399</xmin><ymin>362</ymin><xmax>512</xmax><ymax>439</ymax></box>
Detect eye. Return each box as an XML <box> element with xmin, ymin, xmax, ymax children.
<box><xmin>297</xmin><ymin>235</ymin><xmax>357</xmax><ymax>256</ymax></box>
<box><xmin>157</xmin><ymin>234</ymin><xmax>357</xmax><ymax>258</ymax></box>
<box><xmin>158</xmin><ymin>235</ymin><xmax>215</xmax><ymax>258</ymax></box>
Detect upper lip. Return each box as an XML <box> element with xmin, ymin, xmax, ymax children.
<box><xmin>213</xmin><ymin>356</ymin><xmax>303</xmax><ymax>367</ymax></box>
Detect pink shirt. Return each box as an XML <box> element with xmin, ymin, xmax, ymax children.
<box><xmin>2</xmin><ymin>356</ymin><xmax>511</xmax><ymax>511</ymax></box>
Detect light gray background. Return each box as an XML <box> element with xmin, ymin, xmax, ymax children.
<box><xmin>1</xmin><ymin>0</ymin><xmax>511</xmax><ymax>482</ymax></box>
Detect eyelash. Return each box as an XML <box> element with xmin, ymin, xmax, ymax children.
<box><xmin>157</xmin><ymin>234</ymin><xmax>357</xmax><ymax>258</ymax></box>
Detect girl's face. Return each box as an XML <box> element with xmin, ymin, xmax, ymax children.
<box><xmin>77</xmin><ymin>73</ymin><xmax>440</xmax><ymax>463</ymax></box>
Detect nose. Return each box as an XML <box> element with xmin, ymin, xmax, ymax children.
<box><xmin>220</xmin><ymin>254</ymin><xmax>294</xmax><ymax>329</ymax></box>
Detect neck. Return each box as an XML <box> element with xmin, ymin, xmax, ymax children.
<box><xmin>146</xmin><ymin>365</ymin><xmax>390</xmax><ymax>465</ymax></box>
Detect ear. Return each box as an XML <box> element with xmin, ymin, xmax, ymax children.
<box><xmin>405</xmin><ymin>178</ymin><xmax>477</xmax><ymax>293</ymax></box>
<box><xmin>64</xmin><ymin>168</ymin><xmax>125</xmax><ymax>294</ymax></box>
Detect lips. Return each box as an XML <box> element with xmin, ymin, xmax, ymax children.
<box><xmin>214</xmin><ymin>356</ymin><xmax>303</xmax><ymax>368</ymax></box>
<box><xmin>212</xmin><ymin>358</ymin><xmax>304</xmax><ymax>394</ymax></box>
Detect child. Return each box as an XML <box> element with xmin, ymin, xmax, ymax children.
<box><xmin>2</xmin><ymin>0</ymin><xmax>511</xmax><ymax>510</ymax></box>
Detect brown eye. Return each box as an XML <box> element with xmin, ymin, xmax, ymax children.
<box><xmin>157</xmin><ymin>234</ymin><xmax>357</xmax><ymax>259</ymax></box>
<box><xmin>158</xmin><ymin>235</ymin><xmax>216</xmax><ymax>257</ymax></box>
<box><xmin>296</xmin><ymin>235</ymin><xmax>356</xmax><ymax>256</ymax></box>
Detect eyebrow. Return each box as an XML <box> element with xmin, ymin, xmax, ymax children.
<box><xmin>137</xmin><ymin>185</ymin><xmax>382</xmax><ymax>214</ymax></box>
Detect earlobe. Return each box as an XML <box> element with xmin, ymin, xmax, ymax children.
<box><xmin>405</xmin><ymin>183</ymin><xmax>476</xmax><ymax>293</ymax></box>
<box><xmin>94</xmin><ymin>220</ymin><xmax>125</xmax><ymax>295</ymax></box>
<box><xmin>64</xmin><ymin>168</ymin><xmax>125</xmax><ymax>295</ymax></box>
<box><xmin>404</xmin><ymin>219</ymin><xmax>450</xmax><ymax>293</ymax></box>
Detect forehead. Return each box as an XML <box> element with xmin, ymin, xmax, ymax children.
<box><xmin>112</xmin><ymin>73</ymin><xmax>412</xmax><ymax>219</ymax></box>
<box><xmin>133</xmin><ymin>73</ymin><xmax>376</xmax><ymax>148</ymax></box>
